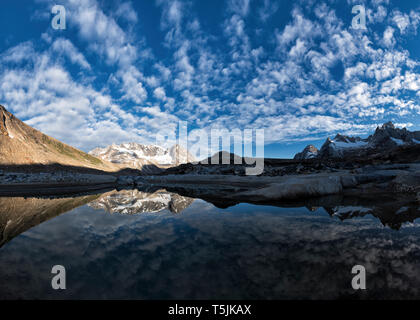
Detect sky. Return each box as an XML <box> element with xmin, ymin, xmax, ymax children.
<box><xmin>0</xmin><ymin>0</ymin><xmax>419</xmax><ymax>158</ymax></box>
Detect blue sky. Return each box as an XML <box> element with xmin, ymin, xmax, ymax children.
<box><xmin>0</xmin><ymin>0</ymin><xmax>419</xmax><ymax>158</ymax></box>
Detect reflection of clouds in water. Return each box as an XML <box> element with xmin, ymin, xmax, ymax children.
<box><xmin>175</xmin><ymin>208</ymin><xmax>420</xmax><ymax>298</ymax></box>
<box><xmin>1</xmin><ymin>201</ymin><xmax>420</xmax><ymax>299</ymax></box>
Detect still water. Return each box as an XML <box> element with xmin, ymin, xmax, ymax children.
<box><xmin>0</xmin><ymin>189</ymin><xmax>420</xmax><ymax>299</ymax></box>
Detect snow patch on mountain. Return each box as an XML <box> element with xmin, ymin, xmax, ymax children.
<box><xmin>390</xmin><ymin>137</ymin><xmax>404</xmax><ymax>146</ymax></box>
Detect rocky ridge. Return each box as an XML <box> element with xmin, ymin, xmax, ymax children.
<box><xmin>0</xmin><ymin>105</ymin><xmax>117</xmax><ymax>171</ymax></box>
<box><xmin>296</xmin><ymin>122</ymin><xmax>420</xmax><ymax>159</ymax></box>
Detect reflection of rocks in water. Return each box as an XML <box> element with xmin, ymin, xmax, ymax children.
<box><xmin>316</xmin><ymin>192</ymin><xmax>420</xmax><ymax>230</ymax></box>
<box><xmin>89</xmin><ymin>189</ymin><xmax>194</xmax><ymax>215</ymax></box>
<box><xmin>0</xmin><ymin>195</ymin><xmax>101</xmax><ymax>248</ymax></box>
<box><xmin>326</xmin><ymin>204</ymin><xmax>420</xmax><ymax>230</ymax></box>
<box><xmin>161</xmin><ymin>184</ymin><xmax>420</xmax><ymax>230</ymax></box>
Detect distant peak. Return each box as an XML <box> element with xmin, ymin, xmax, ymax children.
<box><xmin>333</xmin><ymin>133</ymin><xmax>348</xmax><ymax>142</ymax></box>
<box><xmin>294</xmin><ymin>144</ymin><xmax>319</xmax><ymax>160</ymax></box>
<box><xmin>303</xmin><ymin>144</ymin><xmax>318</xmax><ymax>151</ymax></box>
<box><xmin>380</xmin><ymin>121</ymin><xmax>395</xmax><ymax>130</ymax></box>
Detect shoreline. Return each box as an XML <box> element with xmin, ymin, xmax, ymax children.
<box><xmin>0</xmin><ymin>162</ymin><xmax>418</xmax><ymax>203</ymax></box>
<box><xmin>0</xmin><ymin>182</ymin><xmax>115</xmax><ymax>197</ymax></box>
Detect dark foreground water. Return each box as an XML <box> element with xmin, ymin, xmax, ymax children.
<box><xmin>1</xmin><ymin>189</ymin><xmax>420</xmax><ymax>299</ymax></box>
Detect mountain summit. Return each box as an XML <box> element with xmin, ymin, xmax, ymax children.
<box><xmin>294</xmin><ymin>145</ymin><xmax>319</xmax><ymax>160</ymax></box>
<box><xmin>0</xmin><ymin>105</ymin><xmax>117</xmax><ymax>171</ymax></box>
<box><xmin>89</xmin><ymin>142</ymin><xmax>196</xmax><ymax>170</ymax></box>
<box><xmin>295</xmin><ymin>122</ymin><xmax>420</xmax><ymax>160</ymax></box>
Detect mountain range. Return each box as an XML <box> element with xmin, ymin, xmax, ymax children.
<box><xmin>1</xmin><ymin>104</ymin><xmax>419</xmax><ymax>173</ymax></box>
<box><xmin>89</xmin><ymin>142</ymin><xmax>195</xmax><ymax>170</ymax></box>
<box><xmin>294</xmin><ymin>122</ymin><xmax>420</xmax><ymax>160</ymax></box>
<box><xmin>0</xmin><ymin>105</ymin><xmax>194</xmax><ymax>172</ymax></box>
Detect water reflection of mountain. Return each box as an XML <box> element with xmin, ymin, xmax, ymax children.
<box><xmin>145</xmin><ymin>185</ymin><xmax>420</xmax><ymax>230</ymax></box>
<box><xmin>88</xmin><ymin>189</ymin><xmax>194</xmax><ymax>214</ymax></box>
<box><xmin>325</xmin><ymin>204</ymin><xmax>420</xmax><ymax>230</ymax></box>
<box><xmin>0</xmin><ymin>190</ymin><xmax>194</xmax><ymax>248</ymax></box>
<box><xmin>2</xmin><ymin>195</ymin><xmax>420</xmax><ymax>299</ymax></box>
<box><xmin>0</xmin><ymin>187</ymin><xmax>419</xmax><ymax>252</ymax></box>
<box><xmin>310</xmin><ymin>194</ymin><xmax>420</xmax><ymax>230</ymax></box>
<box><xmin>0</xmin><ymin>194</ymin><xmax>101</xmax><ymax>248</ymax></box>
<box><xmin>2</xmin><ymin>189</ymin><xmax>420</xmax><ymax>299</ymax></box>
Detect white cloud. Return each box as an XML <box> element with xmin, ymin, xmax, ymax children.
<box><xmin>167</xmin><ymin>0</ymin><xmax>183</xmax><ymax>25</ymax></box>
<box><xmin>115</xmin><ymin>1</ymin><xmax>138</xmax><ymax>24</ymax></box>
<box><xmin>1</xmin><ymin>42</ymin><xmax>35</xmax><ymax>63</ymax></box>
<box><xmin>392</xmin><ymin>11</ymin><xmax>410</xmax><ymax>34</ymax></box>
<box><xmin>0</xmin><ymin>42</ymin><xmax>157</xmax><ymax>150</ymax></box>
<box><xmin>258</xmin><ymin>0</ymin><xmax>279</xmax><ymax>22</ymax></box>
<box><xmin>118</xmin><ymin>67</ymin><xmax>148</xmax><ymax>104</ymax></box>
<box><xmin>276</xmin><ymin>9</ymin><xmax>321</xmax><ymax>47</ymax></box>
<box><xmin>228</xmin><ymin>0</ymin><xmax>251</xmax><ymax>17</ymax></box>
<box><xmin>153</xmin><ymin>87</ymin><xmax>166</xmax><ymax>100</ymax></box>
<box><xmin>2</xmin><ymin>0</ymin><xmax>420</xmax><ymax>153</ymax></box>
<box><xmin>51</xmin><ymin>38</ymin><xmax>91</xmax><ymax>70</ymax></box>
<box><xmin>367</xmin><ymin>5</ymin><xmax>388</xmax><ymax>24</ymax></box>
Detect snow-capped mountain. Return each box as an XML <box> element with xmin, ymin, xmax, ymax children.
<box><xmin>319</xmin><ymin>134</ymin><xmax>369</xmax><ymax>158</ymax></box>
<box><xmin>294</xmin><ymin>145</ymin><xmax>319</xmax><ymax>160</ymax></box>
<box><xmin>295</xmin><ymin>122</ymin><xmax>420</xmax><ymax>160</ymax></box>
<box><xmin>89</xmin><ymin>189</ymin><xmax>194</xmax><ymax>214</ymax></box>
<box><xmin>89</xmin><ymin>143</ymin><xmax>196</xmax><ymax>169</ymax></box>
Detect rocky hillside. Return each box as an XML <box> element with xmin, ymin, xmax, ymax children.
<box><xmin>295</xmin><ymin>122</ymin><xmax>420</xmax><ymax>160</ymax></box>
<box><xmin>0</xmin><ymin>194</ymin><xmax>101</xmax><ymax>247</ymax></box>
<box><xmin>0</xmin><ymin>105</ymin><xmax>117</xmax><ymax>171</ymax></box>
<box><xmin>89</xmin><ymin>142</ymin><xmax>195</xmax><ymax>170</ymax></box>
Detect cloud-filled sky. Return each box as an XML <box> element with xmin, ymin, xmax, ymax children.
<box><xmin>0</xmin><ymin>0</ymin><xmax>419</xmax><ymax>158</ymax></box>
